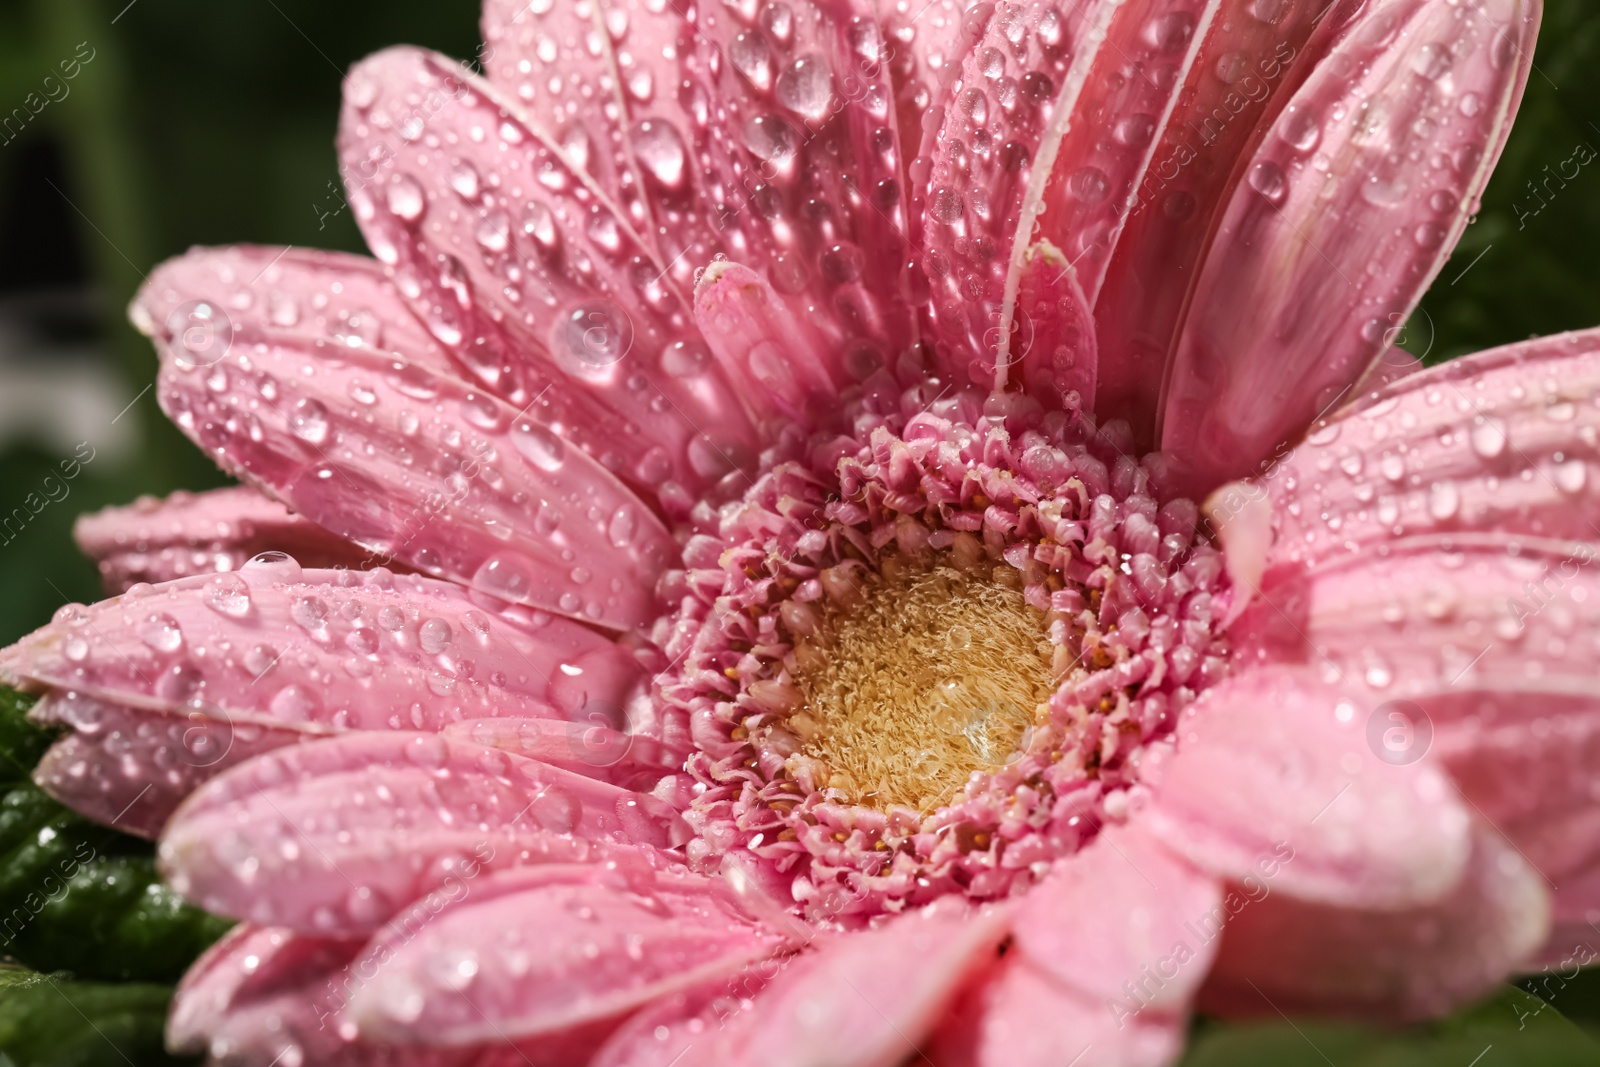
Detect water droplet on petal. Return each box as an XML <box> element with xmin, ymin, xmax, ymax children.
<box><xmin>289</xmin><ymin>398</ymin><xmax>330</xmax><ymax>445</ymax></box>
<box><xmin>632</xmin><ymin>120</ymin><xmax>687</xmax><ymax>190</ymax></box>
<box><xmin>743</xmin><ymin>114</ymin><xmax>795</xmax><ymax>162</ymax></box>
<box><xmin>512</xmin><ymin>421</ymin><xmax>566</xmax><ymax>471</ymax></box>
<box><xmin>775</xmin><ymin>56</ymin><xmax>834</xmax><ymax>122</ymax></box>
<box><xmin>1247</xmin><ymin>161</ymin><xmax>1287</xmax><ymax>204</ymax></box>
<box><xmin>419</xmin><ymin>618</ymin><xmax>453</xmax><ymax>655</ymax></box>
<box><xmin>731</xmin><ymin>32</ymin><xmax>773</xmax><ymax>91</ymax></box>
<box><xmin>561</xmin><ymin>300</ymin><xmax>634</xmax><ymax>369</ymax></box>
<box><xmin>1470</xmin><ymin>417</ymin><xmax>1508</xmax><ymax>460</ymax></box>
<box><xmin>138</xmin><ymin>614</ymin><xmax>184</xmax><ymax>653</ymax></box>
<box><xmin>204</xmin><ymin>574</ymin><xmax>252</xmax><ymax>618</ymax></box>
<box><xmin>474</xmin><ymin>553</ymin><xmax>536</xmax><ymax>601</ymax></box>
<box><xmin>386</xmin><ymin>175</ymin><xmax>426</xmax><ymax>224</ymax></box>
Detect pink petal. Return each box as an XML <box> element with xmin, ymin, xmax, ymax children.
<box><xmin>168</xmin><ymin>923</ymin><xmax>361</xmax><ymax>1054</ymax></box>
<box><xmin>1027</xmin><ymin>0</ymin><xmax>1222</xmax><ymax>304</ymax></box>
<box><xmin>1159</xmin><ymin>0</ymin><xmax>1542</xmax><ymax>494</ymax></box>
<box><xmin>345</xmin><ymin>865</ymin><xmax>784</xmax><ymax>1045</ymax></box>
<box><xmin>1199</xmin><ymin>824</ymin><xmax>1549</xmax><ymax>1021</ymax></box>
<box><xmin>688</xmin><ymin>0</ymin><xmax>918</xmax><ymax>369</ymax></box>
<box><xmin>1004</xmin><ymin>240</ymin><xmax>1097</xmax><ymax>409</ymax></box>
<box><xmin>1358</xmin><ymin>343</ymin><xmax>1423</xmax><ymax>391</ymax></box>
<box><xmin>707</xmin><ymin>898</ymin><xmax>1010</xmax><ymax>1067</ymax></box>
<box><xmin>32</xmin><ymin>692</ymin><xmax>305</xmax><ymax>839</ymax></box>
<box><xmin>171</xmin><ymin>922</ymin><xmax>511</xmax><ymax>1066</ymax></box>
<box><xmin>920</xmin><ymin>0</ymin><xmax>1113</xmax><ymax>386</ymax></box>
<box><xmin>1013</xmin><ymin>822</ymin><xmax>1222</xmax><ymax>1016</ymax></box>
<box><xmin>885</xmin><ymin>0</ymin><xmax>981</xmax><ymax>256</ymax></box>
<box><xmin>588</xmin><ymin>978</ymin><xmax>775</xmax><ymax>1067</ymax></box>
<box><xmin>1093</xmin><ymin>0</ymin><xmax>1363</xmax><ymax>443</ymax></box>
<box><xmin>692</xmin><ymin>260</ymin><xmax>840</xmax><ymax>423</ymax></box>
<box><xmin>930</xmin><ymin>956</ymin><xmax>1182</xmax><ymax>1067</ymax></box>
<box><xmin>440</xmin><ymin>717</ymin><xmax>679</xmax><ymax>789</ymax></box>
<box><xmin>74</xmin><ymin>486</ymin><xmax>370</xmax><ymax>595</ymax></box>
<box><xmin>1264</xmin><ymin>329</ymin><xmax>1600</xmax><ymax>570</ymax></box>
<box><xmin>161</xmin><ymin>732</ymin><xmax>683</xmax><ymax>936</ymax></box>
<box><xmin>1231</xmin><ymin>541</ymin><xmax>1600</xmax><ymax>929</ymax></box>
<box><xmin>480</xmin><ymin>0</ymin><xmax>724</xmax><ymax>293</ymax></box>
<box><xmin>1140</xmin><ymin>666</ymin><xmax>1472</xmax><ymax>909</ymax></box>
<box><xmin>2</xmin><ymin>566</ymin><xmax>631</xmax><ymax>734</ymax></box>
<box><xmin>1234</xmin><ymin>542</ymin><xmax>1600</xmax><ymax>744</ymax></box>
<box><xmin>339</xmin><ymin>48</ymin><xmax>762</xmax><ymax>500</ymax></box>
<box><xmin>128</xmin><ymin>244</ymin><xmax>457</xmax><ymax>378</ymax></box>
<box><xmin>152</xmin><ymin>314</ymin><xmax>675</xmax><ymax>630</ymax></box>
<box><xmin>1200</xmin><ymin>480</ymin><xmax>1273</xmax><ymax>627</ymax></box>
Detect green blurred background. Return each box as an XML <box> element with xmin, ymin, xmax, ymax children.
<box><xmin>0</xmin><ymin>0</ymin><xmax>1598</xmax><ymax>647</ymax></box>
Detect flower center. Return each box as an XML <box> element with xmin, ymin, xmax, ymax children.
<box><xmin>657</xmin><ymin>403</ymin><xmax>1232</xmax><ymax>923</ymax></box>
<box><xmin>791</xmin><ymin>556</ymin><xmax>1056</xmax><ymax>812</ymax></box>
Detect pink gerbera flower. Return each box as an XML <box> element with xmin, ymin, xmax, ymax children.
<box><xmin>3</xmin><ymin>0</ymin><xmax>1585</xmax><ymax>1062</ymax></box>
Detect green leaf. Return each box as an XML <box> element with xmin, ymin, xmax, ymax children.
<box><xmin>0</xmin><ymin>689</ymin><xmax>230</xmax><ymax>983</ymax></box>
<box><xmin>0</xmin><ymin>968</ymin><xmax>195</xmax><ymax>1067</ymax></box>
<box><xmin>0</xmin><ymin>691</ymin><xmax>51</xmax><ymax>790</ymax></box>
<box><xmin>1180</xmin><ymin>986</ymin><xmax>1600</xmax><ymax>1067</ymax></box>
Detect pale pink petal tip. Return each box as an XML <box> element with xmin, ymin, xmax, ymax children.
<box><xmin>74</xmin><ymin>486</ymin><xmax>368</xmax><ymax>594</ymax></box>
<box><xmin>1144</xmin><ymin>668</ymin><xmax>1472</xmax><ymax>910</ymax></box>
<box><xmin>1201</xmin><ymin>825</ymin><xmax>1549</xmax><ymax>1021</ymax></box>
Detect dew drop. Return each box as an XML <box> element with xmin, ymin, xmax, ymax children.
<box><xmin>631</xmin><ymin>120</ymin><xmax>687</xmax><ymax>189</ymax></box>
<box><xmin>386</xmin><ymin>175</ymin><xmax>426</xmax><ymax>224</ymax></box>
<box><xmin>474</xmin><ymin>553</ymin><xmax>537</xmax><ymax>601</ymax></box>
<box><xmin>269</xmin><ymin>684</ymin><xmax>319</xmax><ymax>722</ymax></box>
<box><xmin>775</xmin><ymin>56</ymin><xmax>834</xmax><ymax>122</ymax></box>
<box><xmin>743</xmin><ymin>114</ymin><xmax>795</xmax><ymax>162</ymax></box>
<box><xmin>731</xmin><ymin>32</ymin><xmax>774</xmax><ymax>91</ymax></box>
<box><xmin>419</xmin><ymin>618</ymin><xmax>453</xmax><ymax>655</ymax></box>
<box><xmin>561</xmin><ymin>300</ymin><xmax>634</xmax><ymax>369</ymax></box>
<box><xmin>1470</xmin><ymin>417</ymin><xmax>1508</xmax><ymax>460</ymax></box>
<box><xmin>289</xmin><ymin>398</ymin><xmax>331</xmax><ymax>445</ymax></box>
<box><xmin>204</xmin><ymin>574</ymin><xmax>252</xmax><ymax>618</ymax></box>
<box><xmin>138</xmin><ymin>613</ymin><xmax>184</xmax><ymax>653</ymax></box>
<box><xmin>1247</xmin><ymin>161</ymin><xmax>1287</xmax><ymax>204</ymax></box>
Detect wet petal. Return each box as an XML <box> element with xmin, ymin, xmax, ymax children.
<box><xmin>693</xmin><ymin>260</ymin><xmax>840</xmax><ymax>423</ymax></box>
<box><xmin>161</xmin><ymin>732</ymin><xmax>684</xmax><ymax>936</ymax></box>
<box><xmin>1004</xmin><ymin>240</ymin><xmax>1097</xmax><ymax>409</ymax></box>
<box><xmin>168</xmin><ymin>923</ymin><xmax>361</xmax><ymax>1054</ymax></box>
<box><xmin>930</xmin><ymin>955</ymin><xmax>1182</xmax><ymax>1067</ymax></box>
<box><xmin>1</xmin><ymin>567</ymin><xmax>629</xmax><ymax>734</ymax></box>
<box><xmin>1093</xmin><ymin>0</ymin><xmax>1364</xmax><ymax>442</ymax></box>
<box><xmin>339</xmin><ymin>47</ymin><xmax>761</xmax><ymax>501</ymax></box>
<box><xmin>921</xmin><ymin>0</ymin><xmax>1114</xmax><ymax>386</ymax></box>
<box><xmin>345</xmin><ymin>865</ymin><xmax>783</xmax><ymax>1045</ymax></box>
<box><xmin>32</xmin><ymin>693</ymin><xmax>304</xmax><ymax>839</ymax></box>
<box><xmin>884</xmin><ymin>0</ymin><xmax>982</xmax><ymax>255</ymax></box>
<box><xmin>440</xmin><ymin>717</ymin><xmax>679</xmax><ymax>789</ymax></box>
<box><xmin>481</xmin><ymin>0</ymin><xmax>723</xmax><ymax>293</ymax></box>
<box><xmin>1160</xmin><ymin>0</ymin><xmax>1542</xmax><ymax>493</ymax></box>
<box><xmin>154</xmin><ymin>323</ymin><xmax>674</xmax><ymax>629</ymax></box>
<box><xmin>690</xmin><ymin>0</ymin><xmax>918</xmax><ymax>370</ymax></box>
<box><xmin>74</xmin><ymin>487</ymin><xmax>370</xmax><ymax>595</ymax></box>
<box><xmin>1141</xmin><ymin>666</ymin><xmax>1472</xmax><ymax>909</ymax></box>
<box><xmin>129</xmin><ymin>244</ymin><xmax>457</xmax><ymax>377</ymax></box>
<box><xmin>710</xmin><ymin>898</ymin><xmax>1009</xmax><ymax>1067</ymax></box>
<box><xmin>1231</xmin><ymin>540</ymin><xmax>1600</xmax><ymax>927</ymax></box>
<box><xmin>1264</xmin><ymin>329</ymin><xmax>1600</xmax><ymax>569</ymax></box>
<box><xmin>1027</xmin><ymin>0</ymin><xmax>1222</xmax><ymax>303</ymax></box>
<box><xmin>1013</xmin><ymin>822</ymin><xmax>1221</xmax><ymax>1015</ymax></box>
<box><xmin>1199</xmin><ymin>825</ymin><xmax>1549</xmax><ymax>1020</ymax></box>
